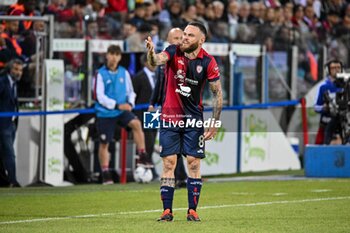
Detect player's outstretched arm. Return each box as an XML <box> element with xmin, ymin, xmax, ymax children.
<box><xmin>204</xmin><ymin>79</ymin><xmax>223</xmax><ymax>140</ymax></box>
<box><xmin>145</xmin><ymin>36</ymin><xmax>169</xmax><ymax>66</ymax></box>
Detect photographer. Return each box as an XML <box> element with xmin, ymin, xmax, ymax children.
<box><xmin>314</xmin><ymin>59</ymin><xmax>343</xmax><ymax>145</ymax></box>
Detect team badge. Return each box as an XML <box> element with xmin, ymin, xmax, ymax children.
<box><xmin>196</xmin><ymin>65</ymin><xmax>203</xmax><ymax>73</ymax></box>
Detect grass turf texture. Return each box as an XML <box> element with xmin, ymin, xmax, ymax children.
<box><xmin>0</xmin><ymin>177</ymin><xmax>349</xmax><ymax>233</ymax></box>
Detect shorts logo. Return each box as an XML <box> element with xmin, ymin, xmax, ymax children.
<box><xmin>196</xmin><ymin>65</ymin><xmax>203</xmax><ymax>73</ymax></box>
<box><xmin>100</xmin><ymin>134</ymin><xmax>106</xmax><ymax>141</ymax></box>
<box><xmin>143</xmin><ymin>110</ymin><xmax>161</xmax><ymax>129</ymax></box>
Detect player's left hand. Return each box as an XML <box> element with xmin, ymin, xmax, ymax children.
<box><xmin>203</xmin><ymin>127</ymin><xmax>218</xmax><ymax>141</ymax></box>
<box><xmin>145</xmin><ymin>36</ymin><xmax>154</xmax><ymax>52</ymax></box>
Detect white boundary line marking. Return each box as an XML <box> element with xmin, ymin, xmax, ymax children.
<box><xmin>272</xmin><ymin>193</ymin><xmax>288</xmax><ymax>196</ymax></box>
<box><xmin>1</xmin><ymin>196</ymin><xmax>349</xmax><ymax>225</ymax></box>
<box><xmin>311</xmin><ymin>189</ymin><xmax>332</xmax><ymax>193</ymax></box>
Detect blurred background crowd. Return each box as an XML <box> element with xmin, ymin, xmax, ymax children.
<box><xmin>1</xmin><ymin>0</ymin><xmax>350</xmax><ymax>101</ymax></box>
<box><xmin>1</xmin><ymin>0</ymin><xmax>350</xmax><ymax>58</ymax></box>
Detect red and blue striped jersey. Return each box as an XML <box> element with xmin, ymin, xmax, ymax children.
<box><xmin>161</xmin><ymin>44</ymin><xmax>220</xmax><ymax>122</ymax></box>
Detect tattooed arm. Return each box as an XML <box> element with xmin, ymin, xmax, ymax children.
<box><xmin>145</xmin><ymin>36</ymin><xmax>169</xmax><ymax>66</ymax></box>
<box><xmin>210</xmin><ymin>79</ymin><xmax>223</xmax><ymax>121</ymax></box>
<box><xmin>203</xmin><ymin>79</ymin><xmax>223</xmax><ymax>140</ymax></box>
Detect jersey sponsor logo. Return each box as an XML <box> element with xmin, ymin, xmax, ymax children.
<box><xmin>196</xmin><ymin>65</ymin><xmax>203</xmax><ymax>73</ymax></box>
<box><xmin>186</xmin><ymin>78</ymin><xmax>198</xmax><ymax>85</ymax></box>
<box><xmin>175</xmin><ymin>83</ymin><xmax>191</xmax><ymax>97</ymax></box>
<box><xmin>175</xmin><ymin>69</ymin><xmax>186</xmax><ymax>81</ymax></box>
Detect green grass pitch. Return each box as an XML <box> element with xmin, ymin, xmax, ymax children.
<box><xmin>0</xmin><ymin>177</ymin><xmax>349</xmax><ymax>233</ymax></box>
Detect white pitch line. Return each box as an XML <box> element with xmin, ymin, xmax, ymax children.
<box><xmin>1</xmin><ymin>196</ymin><xmax>349</xmax><ymax>225</ymax></box>
<box><xmin>272</xmin><ymin>193</ymin><xmax>288</xmax><ymax>196</ymax></box>
<box><xmin>311</xmin><ymin>189</ymin><xmax>332</xmax><ymax>193</ymax></box>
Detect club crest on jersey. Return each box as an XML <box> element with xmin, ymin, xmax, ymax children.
<box><xmin>196</xmin><ymin>65</ymin><xmax>203</xmax><ymax>73</ymax></box>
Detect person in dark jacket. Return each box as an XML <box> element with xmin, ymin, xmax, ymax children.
<box><xmin>0</xmin><ymin>58</ymin><xmax>24</xmax><ymax>187</ymax></box>
<box><xmin>132</xmin><ymin>54</ymin><xmax>158</xmax><ymax>178</ymax></box>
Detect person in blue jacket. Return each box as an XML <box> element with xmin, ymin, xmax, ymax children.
<box><xmin>94</xmin><ymin>45</ymin><xmax>152</xmax><ymax>184</ymax></box>
<box><xmin>314</xmin><ymin>59</ymin><xmax>343</xmax><ymax>144</ymax></box>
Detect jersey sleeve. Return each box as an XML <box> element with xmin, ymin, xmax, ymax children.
<box><xmin>207</xmin><ymin>57</ymin><xmax>220</xmax><ymax>82</ymax></box>
<box><xmin>164</xmin><ymin>44</ymin><xmax>177</xmax><ymax>61</ymax></box>
<box><xmin>95</xmin><ymin>73</ymin><xmax>117</xmax><ymax>109</ymax></box>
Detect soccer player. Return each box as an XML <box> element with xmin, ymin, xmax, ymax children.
<box><xmin>146</xmin><ymin>22</ymin><xmax>223</xmax><ymax>221</ymax></box>
<box><xmin>149</xmin><ymin>28</ymin><xmax>188</xmax><ymax>188</ymax></box>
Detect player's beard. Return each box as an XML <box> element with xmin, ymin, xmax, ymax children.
<box><xmin>180</xmin><ymin>42</ymin><xmax>199</xmax><ymax>53</ymax></box>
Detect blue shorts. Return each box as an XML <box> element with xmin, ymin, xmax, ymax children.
<box><xmin>96</xmin><ymin>111</ymin><xmax>137</xmax><ymax>143</ymax></box>
<box><xmin>159</xmin><ymin>127</ymin><xmax>205</xmax><ymax>158</ymax></box>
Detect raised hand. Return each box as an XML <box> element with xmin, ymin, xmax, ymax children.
<box><xmin>145</xmin><ymin>36</ymin><xmax>154</xmax><ymax>53</ymax></box>
<box><xmin>145</xmin><ymin>36</ymin><xmax>169</xmax><ymax>66</ymax></box>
